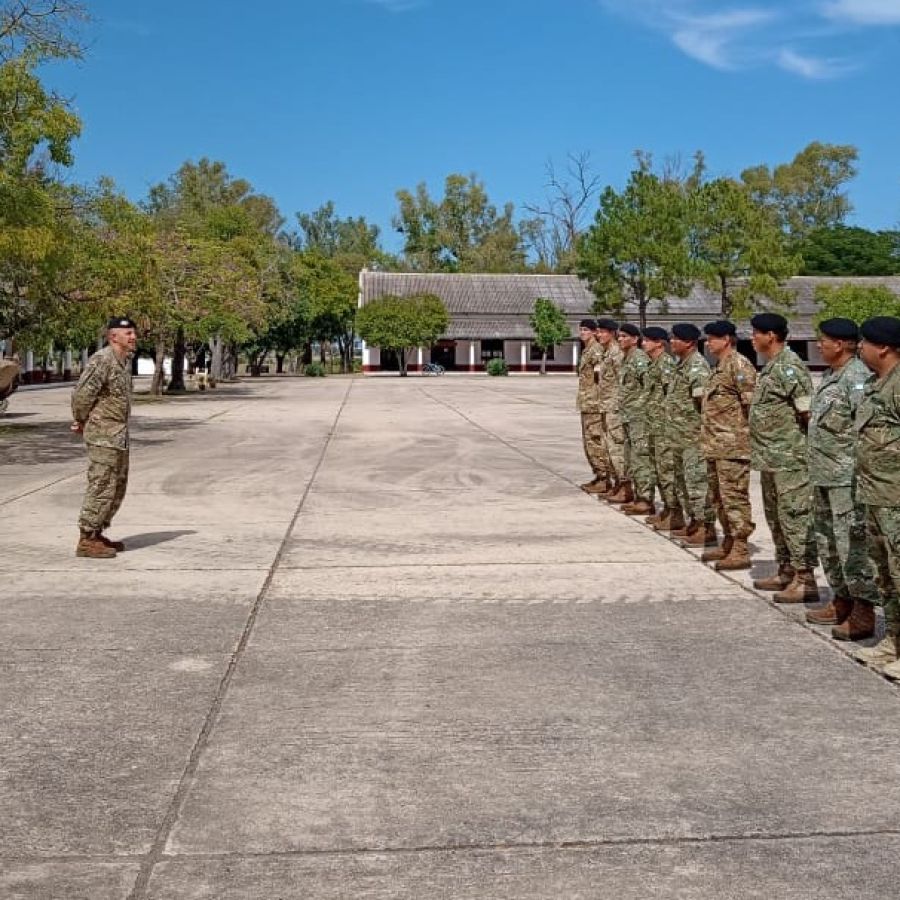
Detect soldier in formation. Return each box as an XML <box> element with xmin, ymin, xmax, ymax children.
<box><xmin>576</xmin><ymin>319</ymin><xmax>608</xmax><ymax>495</ymax></box>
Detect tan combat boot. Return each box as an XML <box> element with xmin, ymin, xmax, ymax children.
<box><xmin>806</xmin><ymin>596</ymin><xmax>852</xmax><ymax>626</ymax></box>
<box><xmin>702</xmin><ymin>535</ymin><xmax>732</xmax><ymax>562</ymax></box>
<box><xmin>753</xmin><ymin>563</ymin><xmax>794</xmax><ymax>591</ymax></box>
<box><xmin>681</xmin><ymin>522</ymin><xmax>717</xmax><ymax>547</ymax></box>
<box><xmin>854</xmin><ymin>631</ymin><xmax>899</xmax><ymax>668</ymax></box>
<box><xmin>76</xmin><ymin>531</ymin><xmax>116</xmax><ymax>559</ymax></box>
<box><xmin>98</xmin><ymin>533</ymin><xmax>126</xmax><ymax>552</ymax></box>
<box><xmin>646</xmin><ymin>506</ymin><xmax>669</xmax><ymax>527</ymax></box>
<box><xmin>658</xmin><ymin>508</ymin><xmax>686</xmax><ymax>533</ymax></box>
<box><xmin>715</xmin><ymin>537</ymin><xmax>752</xmax><ymax>571</ymax></box>
<box><xmin>831</xmin><ymin>600</ymin><xmax>875</xmax><ymax>641</ymax></box>
<box><xmin>607</xmin><ymin>480</ymin><xmax>633</xmax><ymax>505</ymax></box>
<box><xmin>622</xmin><ymin>499</ymin><xmax>654</xmax><ymax>516</ymax></box>
<box><xmin>773</xmin><ymin>569</ymin><xmax>820</xmax><ymax>603</ymax></box>
<box><xmin>581</xmin><ymin>477</ymin><xmax>609</xmax><ymax>495</ymax></box>
<box><xmin>670</xmin><ymin>516</ymin><xmax>696</xmax><ymax>538</ymax></box>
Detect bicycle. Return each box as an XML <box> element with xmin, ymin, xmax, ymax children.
<box><xmin>422</xmin><ymin>362</ymin><xmax>445</xmax><ymax>375</ymax></box>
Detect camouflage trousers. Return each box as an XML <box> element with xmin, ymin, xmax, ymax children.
<box><xmin>673</xmin><ymin>445</ymin><xmax>711</xmax><ymax>524</ymax></box>
<box><xmin>760</xmin><ymin>468</ymin><xmax>817</xmax><ymax>570</ymax></box>
<box><xmin>580</xmin><ymin>412</ymin><xmax>607</xmax><ymax>479</ymax></box>
<box><xmin>866</xmin><ymin>505</ymin><xmax>900</xmax><ymax>628</ymax></box>
<box><xmin>78</xmin><ymin>445</ymin><xmax>129</xmax><ymax>533</ymax></box>
<box><xmin>705</xmin><ymin>458</ymin><xmax>754</xmax><ymax>539</ymax></box>
<box><xmin>601</xmin><ymin>410</ymin><xmax>625</xmax><ymax>483</ymax></box>
<box><xmin>648</xmin><ymin>429</ymin><xmax>676</xmax><ymax>509</ymax></box>
<box><xmin>813</xmin><ymin>486</ymin><xmax>879</xmax><ymax>605</ymax></box>
<box><xmin>623</xmin><ymin>419</ymin><xmax>655</xmax><ymax>502</ymax></box>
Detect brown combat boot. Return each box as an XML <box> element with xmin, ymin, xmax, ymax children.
<box><xmin>622</xmin><ymin>499</ymin><xmax>654</xmax><ymax>516</ymax></box>
<box><xmin>806</xmin><ymin>596</ymin><xmax>852</xmax><ymax>626</ymax></box>
<box><xmin>854</xmin><ymin>631</ymin><xmax>899</xmax><ymax>668</ymax></box>
<box><xmin>753</xmin><ymin>563</ymin><xmax>794</xmax><ymax>591</ymax></box>
<box><xmin>607</xmin><ymin>480</ymin><xmax>633</xmax><ymax>504</ymax></box>
<box><xmin>702</xmin><ymin>535</ymin><xmax>732</xmax><ymax>562</ymax></box>
<box><xmin>645</xmin><ymin>506</ymin><xmax>669</xmax><ymax>527</ymax></box>
<box><xmin>76</xmin><ymin>531</ymin><xmax>116</xmax><ymax>559</ymax></box>
<box><xmin>98</xmin><ymin>533</ymin><xmax>126</xmax><ymax>552</ymax></box>
<box><xmin>659</xmin><ymin>508</ymin><xmax>686</xmax><ymax>533</ymax></box>
<box><xmin>581</xmin><ymin>477</ymin><xmax>609</xmax><ymax>495</ymax></box>
<box><xmin>681</xmin><ymin>522</ymin><xmax>717</xmax><ymax>547</ymax></box>
<box><xmin>715</xmin><ymin>537</ymin><xmax>752</xmax><ymax>571</ymax></box>
<box><xmin>831</xmin><ymin>600</ymin><xmax>876</xmax><ymax>641</ymax></box>
<box><xmin>670</xmin><ymin>516</ymin><xmax>696</xmax><ymax>538</ymax></box>
<box><xmin>773</xmin><ymin>568</ymin><xmax>820</xmax><ymax>604</ymax></box>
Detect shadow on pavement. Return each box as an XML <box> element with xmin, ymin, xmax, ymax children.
<box><xmin>0</xmin><ymin>422</ymin><xmax>84</xmax><ymax>465</ymax></box>
<box><xmin>123</xmin><ymin>529</ymin><xmax>197</xmax><ymax>549</ymax></box>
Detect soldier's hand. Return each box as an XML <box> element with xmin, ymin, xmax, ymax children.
<box><xmin>70</xmin><ymin>420</ymin><xmax>84</xmax><ymax>434</ymax></box>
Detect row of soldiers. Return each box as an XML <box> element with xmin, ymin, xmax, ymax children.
<box><xmin>576</xmin><ymin>312</ymin><xmax>900</xmax><ymax>677</ymax></box>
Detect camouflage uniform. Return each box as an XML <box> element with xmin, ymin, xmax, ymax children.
<box><xmin>619</xmin><ymin>346</ymin><xmax>654</xmax><ymax>502</ymax></box>
<box><xmin>700</xmin><ymin>349</ymin><xmax>757</xmax><ymax>539</ymax></box>
<box><xmin>597</xmin><ymin>341</ymin><xmax>625</xmax><ymax>484</ymax></box>
<box><xmin>667</xmin><ymin>350</ymin><xmax>712</xmax><ymax>524</ymax></box>
<box><xmin>856</xmin><ymin>362</ymin><xmax>900</xmax><ymax>630</ymax></box>
<box><xmin>576</xmin><ymin>342</ymin><xmax>606</xmax><ymax>479</ymax></box>
<box><xmin>749</xmin><ymin>347</ymin><xmax>817</xmax><ymax>570</ymax></box>
<box><xmin>809</xmin><ymin>357</ymin><xmax>879</xmax><ymax>604</ymax></box>
<box><xmin>645</xmin><ymin>351</ymin><xmax>677</xmax><ymax>511</ymax></box>
<box><xmin>72</xmin><ymin>346</ymin><xmax>132</xmax><ymax>533</ymax></box>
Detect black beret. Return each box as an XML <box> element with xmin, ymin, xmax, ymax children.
<box><xmin>860</xmin><ymin>316</ymin><xmax>900</xmax><ymax>348</ymax></box>
<box><xmin>595</xmin><ymin>317</ymin><xmax>619</xmax><ymax>332</ymax></box>
<box><xmin>106</xmin><ymin>316</ymin><xmax>136</xmax><ymax>330</ymax></box>
<box><xmin>818</xmin><ymin>317</ymin><xmax>859</xmax><ymax>341</ymax></box>
<box><xmin>704</xmin><ymin>320</ymin><xmax>736</xmax><ymax>337</ymax></box>
<box><xmin>671</xmin><ymin>323</ymin><xmax>701</xmax><ymax>342</ymax></box>
<box><xmin>750</xmin><ymin>313</ymin><xmax>788</xmax><ymax>334</ymax></box>
<box><xmin>579</xmin><ymin>319</ymin><xmax>597</xmax><ymax>329</ymax></box>
<box><xmin>619</xmin><ymin>322</ymin><xmax>641</xmax><ymax>337</ymax></box>
<box><xmin>642</xmin><ymin>326</ymin><xmax>669</xmax><ymax>341</ymax></box>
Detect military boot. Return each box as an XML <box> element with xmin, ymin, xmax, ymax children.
<box><xmin>670</xmin><ymin>516</ymin><xmax>696</xmax><ymax>538</ymax></box>
<box><xmin>881</xmin><ymin>658</ymin><xmax>900</xmax><ymax>681</ymax></box>
<box><xmin>607</xmin><ymin>480</ymin><xmax>633</xmax><ymax>505</ymax></box>
<box><xmin>773</xmin><ymin>569</ymin><xmax>820</xmax><ymax>603</ymax></box>
<box><xmin>702</xmin><ymin>535</ymin><xmax>732</xmax><ymax>562</ymax></box>
<box><xmin>76</xmin><ymin>531</ymin><xmax>116</xmax><ymax>559</ymax></box>
<box><xmin>853</xmin><ymin>631</ymin><xmax>899</xmax><ymax>668</ymax></box>
<box><xmin>681</xmin><ymin>522</ymin><xmax>717</xmax><ymax>547</ymax></box>
<box><xmin>806</xmin><ymin>596</ymin><xmax>852</xmax><ymax>626</ymax></box>
<box><xmin>831</xmin><ymin>600</ymin><xmax>875</xmax><ymax>641</ymax></box>
<box><xmin>753</xmin><ymin>563</ymin><xmax>794</xmax><ymax>591</ymax></box>
<box><xmin>98</xmin><ymin>533</ymin><xmax>126</xmax><ymax>552</ymax></box>
<box><xmin>715</xmin><ymin>537</ymin><xmax>752</xmax><ymax>571</ymax></box>
<box><xmin>622</xmin><ymin>499</ymin><xmax>654</xmax><ymax>516</ymax></box>
<box><xmin>658</xmin><ymin>508</ymin><xmax>686</xmax><ymax>533</ymax></box>
<box><xmin>645</xmin><ymin>506</ymin><xmax>669</xmax><ymax>527</ymax></box>
<box><xmin>581</xmin><ymin>477</ymin><xmax>609</xmax><ymax>495</ymax></box>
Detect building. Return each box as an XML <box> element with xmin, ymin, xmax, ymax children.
<box><xmin>358</xmin><ymin>271</ymin><xmax>900</xmax><ymax>372</ymax></box>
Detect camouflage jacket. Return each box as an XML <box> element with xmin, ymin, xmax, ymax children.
<box><xmin>749</xmin><ymin>347</ymin><xmax>812</xmax><ymax>472</ymax></box>
<box><xmin>576</xmin><ymin>342</ymin><xmax>603</xmax><ymax>413</ymax></box>
<box><xmin>645</xmin><ymin>351</ymin><xmax>676</xmax><ymax>435</ymax></box>
<box><xmin>808</xmin><ymin>356</ymin><xmax>870</xmax><ymax>488</ymax></box>
<box><xmin>666</xmin><ymin>350</ymin><xmax>710</xmax><ymax>449</ymax></box>
<box><xmin>619</xmin><ymin>347</ymin><xmax>651</xmax><ymax>424</ymax></box>
<box><xmin>855</xmin><ymin>361</ymin><xmax>900</xmax><ymax>506</ymax></box>
<box><xmin>596</xmin><ymin>340</ymin><xmax>623</xmax><ymax>414</ymax></box>
<box><xmin>700</xmin><ymin>349</ymin><xmax>756</xmax><ymax>460</ymax></box>
<box><xmin>71</xmin><ymin>346</ymin><xmax>132</xmax><ymax>449</ymax></box>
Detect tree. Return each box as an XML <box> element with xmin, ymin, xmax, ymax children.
<box><xmin>814</xmin><ymin>283</ymin><xmax>900</xmax><ymax>325</ymax></box>
<box><xmin>800</xmin><ymin>226</ymin><xmax>900</xmax><ymax>276</ymax></box>
<box><xmin>1</xmin><ymin>0</ymin><xmax>88</xmax><ymax>62</ymax></box>
<box><xmin>529</xmin><ymin>298</ymin><xmax>569</xmax><ymax>375</ymax></box>
<box><xmin>356</xmin><ymin>293</ymin><xmax>449</xmax><ymax>376</ymax></box>
<box><xmin>689</xmin><ymin>178</ymin><xmax>800</xmax><ymax>318</ymax></box>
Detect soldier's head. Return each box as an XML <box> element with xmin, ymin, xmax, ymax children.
<box><xmin>859</xmin><ymin>316</ymin><xmax>900</xmax><ymax>376</ymax></box>
<box><xmin>670</xmin><ymin>323</ymin><xmax>701</xmax><ymax>359</ymax></box>
<box><xmin>750</xmin><ymin>313</ymin><xmax>788</xmax><ymax>357</ymax></box>
<box><xmin>641</xmin><ymin>326</ymin><xmax>669</xmax><ymax>358</ymax></box>
<box><xmin>617</xmin><ymin>323</ymin><xmax>641</xmax><ymax>352</ymax></box>
<box><xmin>816</xmin><ymin>318</ymin><xmax>858</xmax><ymax>367</ymax></box>
<box><xmin>595</xmin><ymin>318</ymin><xmax>619</xmax><ymax>347</ymax></box>
<box><xmin>106</xmin><ymin>316</ymin><xmax>138</xmax><ymax>356</ymax></box>
<box><xmin>703</xmin><ymin>320</ymin><xmax>736</xmax><ymax>359</ymax></box>
<box><xmin>579</xmin><ymin>319</ymin><xmax>597</xmax><ymax>345</ymax></box>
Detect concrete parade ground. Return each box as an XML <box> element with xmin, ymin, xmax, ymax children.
<box><xmin>4</xmin><ymin>374</ymin><xmax>900</xmax><ymax>900</ymax></box>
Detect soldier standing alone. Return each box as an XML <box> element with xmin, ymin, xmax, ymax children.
<box><xmin>71</xmin><ymin>316</ymin><xmax>137</xmax><ymax>558</ymax></box>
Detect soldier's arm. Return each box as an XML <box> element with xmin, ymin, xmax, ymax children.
<box><xmin>71</xmin><ymin>357</ymin><xmax>105</xmax><ymax>425</ymax></box>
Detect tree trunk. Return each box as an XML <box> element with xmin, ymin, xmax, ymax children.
<box><xmin>540</xmin><ymin>350</ymin><xmax>547</xmax><ymax>375</ymax></box>
<box><xmin>301</xmin><ymin>343</ymin><xmax>312</xmax><ymax>366</ymax></box>
<box><xmin>399</xmin><ymin>348</ymin><xmax>408</xmax><ymax>377</ymax></box>
<box><xmin>210</xmin><ymin>334</ymin><xmax>224</xmax><ymax>381</ymax></box>
<box><xmin>150</xmin><ymin>338</ymin><xmax>166</xmax><ymax>396</ymax></box>
<box><xmin>226</xmin><ymin>343</ymin><xmax>239</xmax><ymax>380</ymax></box>
<box><xmin>276</xmin><ymin>353</ymin><xmax>286</xmax><ymax>374</ymax></box>
<box><xmin>720</xmin><ymin>274</ymin><xmax>731</xmax><ymax>317</ymax></box>
<box><xmin>167</xmin><ymin>326</ymin><xmax>187</xmax><ymax>393</ymax></box>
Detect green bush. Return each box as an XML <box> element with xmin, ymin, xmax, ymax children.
<box><xmin>352</xmin><ymin>359</ymin><xmax>363</xmax><ymax>373</ymax></box>
<box><xmin>485</xmin><ymin>358</ymin><xmax>509</xmax><ymax>376</ymax></box>
<box><xmin>304</xmin><ymin>362</ymin><xmax>327</xmax><ymax>377</ymax></box>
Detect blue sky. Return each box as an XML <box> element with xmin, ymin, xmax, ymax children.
<box><xmin>50</xmin><ymin>0</ymin><xmax>900</xmax><ymax>250</ymax></box>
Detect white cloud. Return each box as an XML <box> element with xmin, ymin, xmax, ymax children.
<box><xmin>670</xmin><ymin>8</ymin><xmax>777</xmax><ymax>70</ymax></box>
<box><xmin>821</xmin><ymin>0</ymin><xmax>900</xmax><ymax>25</ymax></box>
<box><xmin>777</xmin><ymin>47</ymin><xmax>851</xmax><ymax>78</ymax></box>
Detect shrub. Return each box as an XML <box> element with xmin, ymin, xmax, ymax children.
<box><xmin>304</xmin><ymin>362</ymin><xmax>327</xmax><ymax>377</ymax></box>
<box><xmin>485</xmin><ymin>358</ymin><xmax>509</xmax><ymax>376</ymax></box>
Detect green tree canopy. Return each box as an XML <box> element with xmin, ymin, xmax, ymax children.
<box><xmin>529</xmin><ymin>297</ymin><xmax>570</xmax><ymax>374</ymax></box>
<box><xmin>800</xmin><ymin>226</ymin><xmax>900</xmax><ymax>276</ymax></box>
<box><xmin>814</xmin><ymin>283</ymin><xmax>900</xmax><ymax>325</ymax></box>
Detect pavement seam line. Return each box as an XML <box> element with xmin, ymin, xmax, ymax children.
<box><xmin>125</xmin><ymin>379</ymin><xmax>354</xmax><ymax>900</ymax></box>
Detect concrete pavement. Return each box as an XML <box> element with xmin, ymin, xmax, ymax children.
<box><xmin>2</xmin><ymin>375</ymin><xmax>899</xmax><ymax>899</ymax></box>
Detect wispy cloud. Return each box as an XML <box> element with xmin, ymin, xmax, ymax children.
<box><xmin>364</xmin><ymin>0</ymin><xmax>427</xmax><ymax>11</ymax></box>
<box><xmin>821</xmin><ymin>0</ymin><xmax>900</xmax><ymax>25</ymax></box>
<box><xmin>670</xmin><ymin>8</ymin><xmax>776</xmax><ymax>70</ymax></box>
<box><xmin>777</xmin><ymin>48</ymin><xmax>852</xmax><ymax>79</ymax></box>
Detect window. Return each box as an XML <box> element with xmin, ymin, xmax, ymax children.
<box><xmin>530</xmin><ymin>342</ymin><xmax>555</xmax><ymax>361</ymax></box>
<box><xmin>480</xmin><ymin>339</ymin><xmax>504</xmax><ymax>361</ymax></box>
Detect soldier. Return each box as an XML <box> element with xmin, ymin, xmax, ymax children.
<box><xmin>852</xmin><ymin>316</ymin><xmax>900</xmax><ymax>678</ymax></box>
<box><xmin>804</xmin><ymin>319</ymin><xmax>879</xmax><ymax>640</ymax></box>
<box><xmin>641</xmin><ymin>327</ymin><xmax>678</xmax><ymax>528</ymax></box>
<box><xmin>71</xmin><ymin>316</ymin><xmax>137</xmax><ymax>558</ymax></box>
<box><xmin>617</xmin><ymin>323</ymin><xmax>654</xmax><ymax>516</ymax></box>
<box><xmin>594</xmin><ymin>318</ymin><xmax>628</xmax><ymax>503</ymax></box>
<box><xmin>576</xmin><ymin>319</ymin><xmax>608</xmax><ymax>494</ymax></box>
<box><xmin>749</xmin><ymin>313</ymin><xmax>819</xmax><ymax>603</ymax></box>
<box><xmin>699</xmin><ymin>321</ymin><xmax>757</xmax><ymax>570</ymax></box>
<box><xmin>666</xmin><ymin>323</ymin><xmax>713</xmax><ymax>544</ymax></box>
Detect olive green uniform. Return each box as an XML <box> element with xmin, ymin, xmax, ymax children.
<box><xmin>597</xmin><ymin>341</ymin><xmax>625</xmax><ymax>484</ymax></box>
<box><xmin>646</xmin><ymin>351</ymin><xmax>677</xmax><ymax>511</ymax></box>
<box><xmin>576</xmin><ymin>342</ymin><xmax>606</xmax><ymax>480</ymax></box>
<box><xmin>619</xmin><ymin>346</ymin><xmax>654</xmax><ymax>502</ymax></box>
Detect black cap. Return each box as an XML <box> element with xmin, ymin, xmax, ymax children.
<box><xmin>671</xmin><ymin>323</ymin><xmax>701</xmax><ymax>342</ymax></box>
<box><xmin>579</xmin><ymin>319</ymin><xmax>597</xmax><ymax>330</ymax></box>
<box><xmin>750</xmin><ymin>313</ymin><xmax>788</xmax><ymax>335</ymax></box>
<box><xmin>861</xmin><ymin>316</ymin><xmax>900</xmax><ymax>348</ymax></box>
<box><xmin>704</xmin><ymin>320</ymin><xmax>736</xmax><ymax>338</ymax></box>
<box><xmin>619</xmin><ymin>322</ymin><xmax>641</xmax><ymax>338</ymax></box>
<box><xmin>642</xmin><ymin>326</ymin><xmax>669</xmax><ymax>341</ymax></box>
<box><xmin>106</xmin><ymin>316</ymin><xmax>136</xmax><ymax>330</ymax></box>
<box><xmin>818</xmin><ymin>317</ymin><xmax>859</xmax><ymax>341</ymax></box>
<box><xmin>595</xmin><ymin>317</ymin><xmax>619</xmax><ymax>332</ymax></box>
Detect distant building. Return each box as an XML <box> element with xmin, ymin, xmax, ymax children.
<box><xmin>358</xmin><ymin>271</ymin><xmax>900</xmax><ymax>373</ymax></box>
